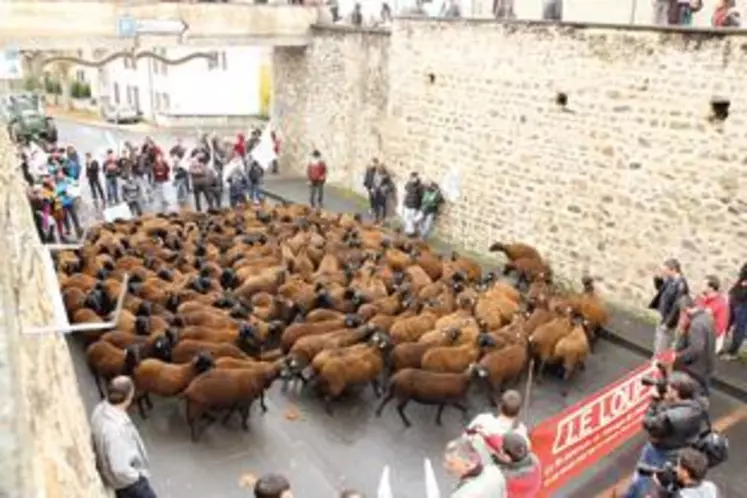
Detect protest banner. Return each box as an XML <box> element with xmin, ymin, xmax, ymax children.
<box><xmin>103</xmin><ymin>202</ymin><xmax>133</xmax><ymax>222</ymax></box>
<box><xmin>530</xmin><ymin>352</ymin><xmax>674</xmax><ymax>497</ymax></box>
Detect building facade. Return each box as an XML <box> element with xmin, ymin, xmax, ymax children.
<box><xmin>98</xmin><ymin>46</ymin><xmax>271</xmax><ymax>123</ymax></box>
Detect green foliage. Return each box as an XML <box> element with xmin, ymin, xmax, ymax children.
<box><xmin>70</xmin><ymin>80</ymin><xmax>92</xmax><ymax>100</ymax></box>
<box><xmin>43</xmin><ymin>75</ymin><xmax>62</xmax><ymax>95</ymax></box>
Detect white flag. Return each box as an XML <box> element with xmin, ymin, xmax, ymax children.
<box><xmin>377</xmin><ymin>465</ymin><xmax>394</xmax><ymax>498</ymax></box>
<box><xmin>424</xmin><ymin>458</ymin><xmax>441</xmax><ymax>498</ymax></box>
<box><xmin>250</xmin><ymin>125</ymin><xmax>277</xmax><ymax>171</ymax></box>
<box><xmin>222</xmin><ymin>156</ymin><xmax>244</xmax><ymax>183</ymax></box>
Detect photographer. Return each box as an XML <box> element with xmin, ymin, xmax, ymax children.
<box><xmin>624</xmin><ymin>372</ymin><xmax>710</xmax><ymax>498</ymax></box>
<box><xmin>652</xmin><ymin>447</ymin><xmax>720</xmax><ymax>498</ymax></box>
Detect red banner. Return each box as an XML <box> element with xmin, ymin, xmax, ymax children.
<box><xmin>529</xmin><ymin>352</ymin><xmax>674</xmax><ymax>497</ymax></box>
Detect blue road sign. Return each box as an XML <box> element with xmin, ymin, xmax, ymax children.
<box><xmin>118</xmin><ymin>16</ymin><xmax>137</xmax><ymax>38</ymax></box>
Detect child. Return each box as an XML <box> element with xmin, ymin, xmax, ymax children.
<box><xmin>120</xmin><ymin>173</ymin><xmax>144</xmax><ymax>216</ymax></box>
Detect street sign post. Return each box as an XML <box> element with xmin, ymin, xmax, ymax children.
<box><xmin>0</xmin><ymin>48</ymin><xmax>23</xmax><ymax>80</ymax></box>
<box><xmin>117</xmin><ymin>16</ymin><xmax>189</xmax><ymax>38</ymax></box>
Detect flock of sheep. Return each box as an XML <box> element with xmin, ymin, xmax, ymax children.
<box><xmin>56</xmin><ymin>203</ymin><xmax>608</xmax><ymax>441</ymax></box>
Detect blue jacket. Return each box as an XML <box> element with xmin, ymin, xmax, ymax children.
<box><xmin>65</xmin><ymin>159</ymin><xmax>82</xmax><ymax>180</ymax></box>
<box><xmin>55</xmin><ymin>179</ymin><xmax>74</xmax><ymax>208</ymax></box>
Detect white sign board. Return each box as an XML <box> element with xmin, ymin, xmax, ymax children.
<box><xmin>0</xmin><ymin>49</ymin><xmax>22</xmax><ymax>80</ymax></box>
<box><xmin>104</xmin><ymin>203</ymin><xmax>133</xmax><ymax>222</ymax></box>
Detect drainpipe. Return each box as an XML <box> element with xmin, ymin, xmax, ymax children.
<box><xmin>147</xmin><ymin>56</ymin><xmax>155</xmax><ymax>121</ymax></box>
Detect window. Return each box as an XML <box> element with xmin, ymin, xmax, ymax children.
<box><xmin>207</xmin><ymin>51</ymin><xmax>218</xmax><ymax>70</ymax></box>
<box><xmin>207</xmin><ymin>51</ymin><xmax>227</xmax><ymax>71</ymax></box>
<box><xmin>159</xmin><ymin>48</ymin><xmax>168</xmax><ymax>76</ymax></box>
<box><xmin>155</xmin><ymin>92</ymin><xmax>162</xmax><ymax>110</ymax></box>
<box><xmin>113</xmin><ymin>83</ymin><xmax>120</xmax><ymax>104</ymax></box>
<box><xmin>76</xmin><ymin>69</ymin><xmax>85</xmax><ymax>82</ymax></box>
<box><xmin>133</xmin><ymin>87</ymin><xmax>140</xmax><ymax>111</ymax></box>
<box><xmin>161</xmin><ymin>93</ymin><xmax>170</xmax><ymax>111</ymax></box>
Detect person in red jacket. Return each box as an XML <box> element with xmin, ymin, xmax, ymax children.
<box><xmin>494</xmin><ymin>432</ymin><xmax>542</xmax><ymax>498</ymax></box>
<box><xmin>696</xmin><ymin>275</ymin><xmax>729</xmax><ymax>353</ymax></box>
<box><xmin>306</xmin><ymin>149</ymin><xmax>327</xmax><ymax>208</ymax></box>
<box><xmin>234</xmin><ymin>133</ymin><xmax>246</xmax><ymax>158</ymax></box>
<box><xmin>151</xmin><ymin>156</ymin><xmax>170</xmax><ymax>212</ymax></box>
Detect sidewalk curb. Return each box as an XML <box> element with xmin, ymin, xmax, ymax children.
<box><xmin>262</xmin><ymin>183</ymin><xmax>747</xmax><ymax>403</ymax></box>
<box><xmin>49</xmin><ymin>112</ymin><xmax>160</xmax><ymax>133</ymax></box>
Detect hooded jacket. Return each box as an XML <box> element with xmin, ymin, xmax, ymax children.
<box><xmin>451</xmin><ymin>463</ymin><xmax>507</xmax><ymax>498</ymax></box>
<box><xmin>500</xmin><ymin>454</ymin><xmax>542</xmax><ymax>498</ymax></box>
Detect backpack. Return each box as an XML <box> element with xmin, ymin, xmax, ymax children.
<box><xmin>248</xmin><ymin>162</ymin><xmax>263</xmax><ymax>183</ymax></box>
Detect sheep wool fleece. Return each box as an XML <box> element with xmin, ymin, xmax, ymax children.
<box><xmin>91</xmin><ymin>401</ymin><xmax>151</xmax><ymax>490</ymax></box>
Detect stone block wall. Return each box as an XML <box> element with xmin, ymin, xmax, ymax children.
<box><xmin>273</xmin><ymin>25</ymin><xmax>391</xmax><ymax>192</ymax></box>
<box><xmin>272</xmin><ymin>20</ymin><xmax>747</xmax><ymax>307</ymax></box>
<box><xmin>0</xmin><ymin>131</ymin><xmax>110</xmax><ymax>498</ymax></box>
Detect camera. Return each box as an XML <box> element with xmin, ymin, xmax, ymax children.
<box><xmin>638</xmin><ymin>461</ymin><xmax>680</xmax><ymax>496</ymax></box>
<box><xmin>641</xmin><ymin>362</ymin><xmax>669</xmax><ymax>398</ymax></box>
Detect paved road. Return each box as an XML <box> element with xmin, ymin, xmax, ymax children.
<box><xmin>57</xmin><ymin>120</ymin><xmax>747</xmax><ymax>498</ymax></box>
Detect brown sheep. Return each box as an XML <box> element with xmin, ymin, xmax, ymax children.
<box><xmin>391</xmin><ymin>328</ymin><xmax>461</xmax><ymax>372</ymax></box>
<box><xmin>174</xmin><ymin>310</ymin><xmax>237</xmax><ymax>330</ymax></box>
<box><xmin>86</xmin><ymin>341</ymin><xmax>140</xmax><ymax>398</ymax></box>
<box><xmin>182</xmin><ymin>361</ymin><xmax>281</xmax><ymax>441</ymax></box>
<box><xmin>553</xmin><ymin>323</ymin><xmax>590</xmax><ymax>385</ymax></box>
<box><xmin>312</xmin><ymin>332</ymin><xmax>392</xmax><ymax>413</ymax></box>
<box><xmin>410</xmin><ymin>249</ymin><xmax>442</xmax><ymax>281</ymax></box>
<box><xmin>179</xmin><ymin>324</ymin><xmax>262</xmax><ymax>353</ymax></box>
<box><xmin>61</xmin><ymin>272</ymin><xmax>98</xmax><ymax>293</ymax></box>
<box><xmin>280</xmin><ymin>315</ymin><xmax>362</xmax><ymax>352</ymax></box>
<box><xmin>488</xmin><ymin>241</ymin><xmax>541</xmax><ymax>262</ymax></box>
<box><xmin>375</xmin><ymin>365</ymin><xmax>488</xmax><ymax>428</ymax></box>
<box><xmin>476</xmin><ymin>333</ymin><xmax>529</xmax><ymax>406</ymax></box>
<box><xmin>421</xmin><ymin>341</ymin><xmax>480</xmax><ymax>374</ymax></box>
<box><xmin>390</xmin><ymin>311</ymin><xmax>438</xmax><ymax>344</ymax></box>
<box><xmin>171</xmin><ymin>339</ymin><xmax>250</xmax><ymax>364</ymax></box>
<box><xmin>529</xmin><ymin>312</ymin><xmax>576</xmax><ymax>380</ymax></box>
<box><xmin>505</xmin><ymin>258</ymin><xmax>552</xmax><ymax>286</ymax></box>
<box><xmin>214</xmin><ymin>357</ymin><xmax>258</xmax><ymax>369</ymax></box>
<box><xmin>133</xmin><ymin>353</ymin><xmax>215</xmax><ymax>415</ymax></box>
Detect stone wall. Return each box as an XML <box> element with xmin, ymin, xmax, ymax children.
<box><xmin>0</xmin><ymin>131</ymin><xmax>110</xmax><ymax>498</ymax></box>
<box><xmin>272</xmin><ymin>20</ymin><xmax>747</xmax><ymax>306</ymax></box>
<box><xmin>273</xmin><ymin>25</ymin><xmax>391</xmax><ymax>190</ymax></box>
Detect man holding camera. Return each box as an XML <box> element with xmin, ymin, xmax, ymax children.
<box><xmin>623</xmin><ymin>372</ymin><xmax>710</xmax><ymax>498</ymax></box>
<box><xmin>658</xmin><ymin>447</ymin><xmax>720</xmax><ymax>497</ymax></box>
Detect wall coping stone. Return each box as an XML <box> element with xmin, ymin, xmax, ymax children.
<box><xmin>394</xmin><ymin>15</ymin><xmax>747</xmax><ymax>38</ymax></box>
<box><xmin>311</xmin><ymin>23</ymin><xmax>392</xmax><ymax>35</ymax></box>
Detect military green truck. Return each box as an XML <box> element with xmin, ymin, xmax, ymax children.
<box><xmin>0</xmin><ymin>93</ymin><xmax>58</xmax><ymax>144</ymax></box>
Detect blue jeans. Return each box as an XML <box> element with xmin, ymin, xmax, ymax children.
<box><xmin>174</xmin><ymin>177</ymin><xmax>188</xmax><ymax>205</ymax></box>
<box><xmin>105</xmin><ymin>177</ymin><xmax>119</xmax><ymax>204</ymax></box>
<box><xmin>623</xmin><ymin>443</ymin><xmax>673</xmax><ymax>498</ymax></box>
<box><xmin>248</xmin><ymin>182</ymin><xmax>262</xmax><ymax>203</ymax></box>
<box><xmin>419</xmin><ymin>212</ymin><xmax>436</xmax><ymax>239</ymax></box>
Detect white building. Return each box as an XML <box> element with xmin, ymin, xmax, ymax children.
<box><xmin>98</xmin><ymin>46</ymin><xmax>271</xmax><ymax>126</ymax></box>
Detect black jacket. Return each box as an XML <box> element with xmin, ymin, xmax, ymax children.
<box><xmin>649</xmin><ymin>275</ymin><xmax>689</xmax><ymax>328</ymax></box>
<box><xmin>643</xmin><ymin>398</ymin><xmax>709</xmax><ymax>451</ymax></box>
<box><xmin>85</xmin><ymin>160</ymin><xmax>100</xmax><ymax>180</ymax></box>
<box><xmin>404</xmin><ymin>178</ymin><xmax>423</xmax><ymax>209</ymax></box>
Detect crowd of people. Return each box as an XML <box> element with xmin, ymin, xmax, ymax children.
<box><xmin>20</xmin><ymin>127</ymin><xmax>281</xmax><ymax>242</ymax></box>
